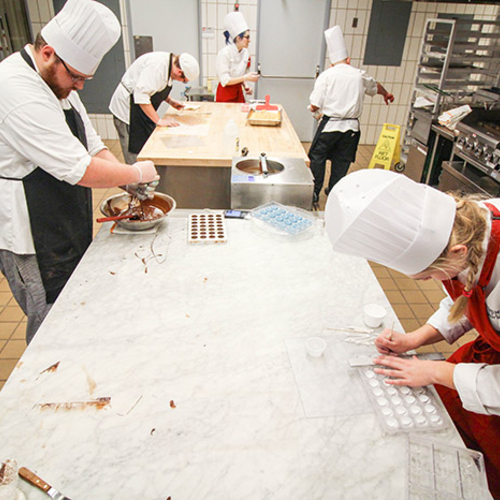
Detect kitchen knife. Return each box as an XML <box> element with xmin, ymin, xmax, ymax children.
<box><xmin>18</xmin><ymin>467</ymin><xmax>72</xmax><ymax>500</ymax></box>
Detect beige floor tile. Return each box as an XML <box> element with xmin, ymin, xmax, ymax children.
<box><xmin>11</xmin><ymin>323</ymin><xmax>26</xmax><ymax>341</ymax></box>
<box><xmin>0</xmin><ymin>280</ymin><xmax>11</xmax><ymax>292</ymax></box>
<box><xmin>0</xmin><ymin>323</ymin><xmax>16</xmax><ymax>340</ymax></box>
<box><xmin>410</xmin><ymin>303</ymin><xmax>437</xmax><ymax>319</ymax></box>
<box><xmin>371</xmin><ymin>266</ymin><xmax>391</xmax><ymax>279</ymax></box>
<box><xmin>392</xmin><ymin>303</ymin><xmax>416</xmax><ymax>319</ymax></box>
<box><xmin>394</xmin><ymin>277</ymin><xmax>420</xmax><ymax>291</ymax></box>
<box><xmin>399</xmin><ymin>318</ymin><xmax>422</xmax><ymax>333</ymax></box>
<box><xmin>376</xmin><ymin>278</ymin><xmax>399</xmax><ymax>291</ymax></box>
<box><xmin>416</xmin><ymin>279</ymin><xmax>442</xmax><ymax>291</ymax></box>
<box><xmin>384</xmin><ymin>290</ymin><xmax>406</xmax><ymax>304</ymax></box>
<box><xmin>0</xmin><ymin>340</ymin><xmax>26</xmax><ymax>359</ymax></box>
<box><xmin>416</xmin><ymin>344</ymin><xmax>438</xmax><ymax>354</ymax></box>
<box><xmin>0</xmin><ymin>307</ymin><xmax>24</xmax><ymax>323</ymax></box>
<box><xmin>423</xmin><ymin>289</ymin><xmax>446</xmax><ymax>305</ymax></box>
<box><xmin>0</xmin><ymin>292</ymin><xmax>12</xmax><ymax>306</ymax></box>
<box><xmin>434</xmin><ymin>340</ymin><xmax>458</xmax><ymax>354</ymax></box>
<box><xmin>401</xmin><ymin>290</ymin><xmax>428</xmax><ymax>304</ymax></box>
<box><xmin>0</xmin><ymin>359</ymin><xmax>17</xmax><ymax>380</ymax></box>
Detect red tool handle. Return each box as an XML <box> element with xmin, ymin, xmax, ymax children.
<box><xmin>19</xmin><ymin>467</ymin><xmax>51</xmax><ymax>493</ymax></box>
<box><xmin>96</xmin><ymin>214</ymin><xmax>134</xmax><ymax>223</ymax></box>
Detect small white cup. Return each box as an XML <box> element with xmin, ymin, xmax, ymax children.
<box><xmin>305</xmin><ymin>337</ymin><xmax>327</xmax><ymax>357</ymax></box>
<box><xmin>363</xmin><ymin>304</ymin><xmax>387</xmax><ymax>328</ymax></box>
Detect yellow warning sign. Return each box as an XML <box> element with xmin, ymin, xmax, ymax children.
<box><xmin>368</xmin><ymin>123</ymin><xmax>401</xmax><ymax>170</ymax></box>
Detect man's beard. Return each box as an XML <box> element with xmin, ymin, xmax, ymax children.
<box><xmin>41</xmin><ymin>62</ymin><xmax>74</xmax><ymax>100</ymax></box>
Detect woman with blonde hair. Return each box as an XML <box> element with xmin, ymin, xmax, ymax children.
<box><xmin>325</xmin><ymin>169</ymin><xmax>500</xmax><ymax>498</ymax></box>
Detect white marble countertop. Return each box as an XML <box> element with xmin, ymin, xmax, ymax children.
<box><xmin>0</xmin><ymin>211</ymin><xmax>461</xmax><ymax>500</ymax></box>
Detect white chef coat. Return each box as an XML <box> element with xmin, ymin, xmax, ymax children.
<box><xmin>427</xmin><ymin>198</ymin><xmax>500</xmax><ymax>417</ymax></box>
<box><xmin>215</xmin><ymin>44</ymin><xmax>249</xmax><ymax>87</ymax></box>
<box><xmin>309</xmin><ymin>63</ymin><xmax>377</xmax><ymax>133</ymax></box>
<box><xmin>0</xmin><ymin>45</ymin><xmax>105</xmax><ymax>255</ymax></box>
<box><xmin>109</xmin><ymin>52</ymin><xmax>173</xmax><ymax>125</ymax></box>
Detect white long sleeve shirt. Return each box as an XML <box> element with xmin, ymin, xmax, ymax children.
<box><xmin>109</xmin><ymin>52</ymin><xmax>173</xmax><ymax>124</ymax></box>
<box><xmin>215</xmin><ymin>44</ymin><xmax>249</xmax><ymax>87</ymax></box>
<box><xmin>309</xmin><ymin>63</ymin><xmax>377</xmax><ymax>133</ymax></box>
<box><xmin>0</xmin><ymin>46</ymin><xmax>105</xmax><ymax>255</ymax></box>
<box><xmin>427</xmin><ymin>199</ymin><xmax>500</xmax><ymax>416</ymax></box>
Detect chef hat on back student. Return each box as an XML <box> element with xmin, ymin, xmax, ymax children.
<box><xmin>41</xmin><ymin>0</ymin><xmax>121</xmax><ymax>76</ymax></box>
<box><xmin>325</xmin><ymin>26</ymin><xmax>348</xmax><ymax>64</ymax></box>
<box><xmin>325</xmin><ymin>170</ymin><xmax>457</xmax><ymax>276</ymax></box>
<box><xmin>223</xmin><ymin>12</ymin><xmax>249</xmax><ymax>42</ymax></box>
<box><xmin>179</xmin><ymin>53</ymin><xmax>200</xmax><ymax>81</ymax></box>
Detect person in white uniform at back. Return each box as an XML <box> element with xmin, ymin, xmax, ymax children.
<box><xmin>308</xmin><ymin>26</ymin><xmax>394</xmax><ymax>204</ymax></box>
<box><xmin>215</xmin><ymin>11</ymin><xmax>259</xmax><ymax>103</ymax></box>
<box><xmin>110</xmin><ymin>51</ymin><xmax>199</xmax><ymax>164</ymax></box>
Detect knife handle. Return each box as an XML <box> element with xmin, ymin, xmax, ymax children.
<box><xmin>18</xmin><ymin>467</ymin><xmax>51</xmax><ymax>493</ymax></box>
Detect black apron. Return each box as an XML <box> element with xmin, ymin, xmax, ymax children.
<box><xmin>17</xmin><ymin>48</ymin><xmax>93</xmax><ymax>303</ymax></box>
<box><xmin>128</xmin><ymin>54</ymin><xmax>173</xmax><ymax>154</ymax></box>
<box><xmin>311</xmin><ymin>114</ymin><xmax>360</xmax><ymax>149</ymax></box>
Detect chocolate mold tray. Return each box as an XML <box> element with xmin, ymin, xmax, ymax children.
<box><xmin>188</xmin><ymin>213</ymin><xmax>227</xmax><ymax>244</ymax></box>
<box><xmin>407</xmin><ymin>436</ymin><xmax>489</xmax><ymax>500</ymax></box>
<box><xmin>250</xmin><ymin>202</ymin><xmax>315</xmax><ymax>236</ymax></box>
<box><xmin>358</xmin><ymin>365</ymin><xmax>448</xmax><ymax>434</ymax></box>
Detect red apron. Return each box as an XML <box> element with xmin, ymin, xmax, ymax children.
<box><xmin>438</xmin><ymin>202</ymin><xmax>500</xmax><ymax>499</ymax></box>
<box><xmin>216</xmin><ymin>83</ymin><xmax>245</xmax><ymax>103</ymax></box>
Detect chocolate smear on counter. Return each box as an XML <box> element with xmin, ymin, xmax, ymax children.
<box><xmin>36</xmin><ymin>396</ymin><xmax>111</xmax><ymax>412</ymax></box>
<box><xmin>170</xmin><ymin>400</ymin><xmax>176</xmax><ymax>409</ymax></box>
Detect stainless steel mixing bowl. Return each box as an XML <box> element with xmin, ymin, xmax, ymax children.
<box><xmin>100</xmin><ymin>192</ymin><xmax>176</xmax><ymax>231</ymax></box>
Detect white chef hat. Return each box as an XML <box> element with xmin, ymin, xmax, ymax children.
<box><xmin>179</xmin><ymin>53</ymin><xmax>199</xmax><ymax>81</ymax></box>
<box><xmin>223</xmin><ymin>12</ymin><xmax>249</xmax><ymax>41</ymax></box>
<box><xmin>41</xmin><ymin>0</ymin><xmax>121</xmax><ymax>76</ymax></box>
<box><xmin>325</xmin><ymin>26</ymin><xmax>348</xmax><ymax>64</ymax></box>
<box><xmin>325</xmin><ymin>170</ymin><xmax>457</xmax><ymax>275</ymax></box>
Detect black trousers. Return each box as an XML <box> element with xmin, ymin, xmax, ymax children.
<box><xmin>309</xmin><ymin>130</ymin><xmax>361</xmax><ymax>196</ymax></box>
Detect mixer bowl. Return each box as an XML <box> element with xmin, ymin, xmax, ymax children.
<box><xmin>100</xmin><ymin>192</ymin><xmax>176</xmax><ymax>231</ymax></box>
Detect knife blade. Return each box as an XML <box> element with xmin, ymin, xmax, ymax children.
<box><xmin>18</xmin><ymin>467</ymin><xmax>72</xmax><ymax>500</ymax></box>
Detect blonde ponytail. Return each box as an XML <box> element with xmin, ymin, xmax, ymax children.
<box><xmin>423</xmin><ymin>194</ymin><xmax>488</xmax><ymax>323</ymax></box>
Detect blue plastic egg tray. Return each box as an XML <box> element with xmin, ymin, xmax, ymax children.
<box><xmin>250</xmin><ymin>202</ymin><xmax>315</xmax><ymax>236</ymax></box>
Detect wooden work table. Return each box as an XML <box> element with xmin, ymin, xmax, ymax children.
<box><xmin>138</xmin><ymin>102</ymin><xmax>309</xmax><ymax>208</ymax></box>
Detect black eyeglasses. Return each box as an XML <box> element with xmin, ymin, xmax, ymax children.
<box><xmin>56</xmin><ymin>54</ymin><xmax>93</xmax><ymax>83</ymax></box>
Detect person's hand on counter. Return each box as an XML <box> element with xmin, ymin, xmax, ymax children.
<box><xmin>374</xmin><ymin>328</ymin><xmax>412</xmax><ymax>355</ymax></box>
<box><xmin>157</xmin><ymin>117</ymin><xmax>181</xmax><ymax>128</ymax></box>
<box><xmin>167</xmin><ymin>97</ymin><xmax>185</xmax><ymax>110</ymax></box>
<box><xmin>373</xmin><ymin>356</ymin><xmax>456</xmax><ymax>389</ymax></box>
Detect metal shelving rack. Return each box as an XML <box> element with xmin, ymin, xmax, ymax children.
<box><xmin>401</xmin><ymin>17</ymin><xmax>500</xmax><ymax>164</ymax></box>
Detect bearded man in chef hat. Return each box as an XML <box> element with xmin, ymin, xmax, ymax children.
<box><xmin>0</xmin><ymin>0</ymin><xmax>159</xmax><ymax>344</ymax></box>
<box><xmin>308</xmin><ymin>26</ymin><xmax>394</xmax><ymax>206</ymax></box>
<box><xmin>325</xmin><ymin>168</ymin><xmax>500</xmax><ymax>498</ymax></box>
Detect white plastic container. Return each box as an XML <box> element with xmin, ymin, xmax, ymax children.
<box><xmin>305</xmin><ymin>337</ymin><xmax>327</xmax><ymax>357</ymax></box>
<box><xmin>363</xmin><ymin>304</ymin><xmax>387</xmax><ymax>328</ymax></box>
<box><xmin>223</xmin><ymin>119</ymin><xmax>240</xmax><ymax>155</ymax></box>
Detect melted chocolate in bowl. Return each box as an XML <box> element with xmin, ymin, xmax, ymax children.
<box><xmin>101</xmin><ymin>193</ymin><xmax>176</xmax><ymax>231</ymax></box>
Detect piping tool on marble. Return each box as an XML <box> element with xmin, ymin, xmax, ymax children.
<box><xmin>18</xmin><ymin>467</ymin><xmax>71</xmax><ymax>500</ymax></box>
<box><xmin>259</xmin><ymin>152</ymin><xmax>269</xmax><ymax>177</ymax></box>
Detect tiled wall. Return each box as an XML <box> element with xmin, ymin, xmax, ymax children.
<box><xmin>199</xmin><ymin>0</ymin><xmax>500</xmax><ymax>145</ymax></box>
<box><xmin>24</xmin><ymin>0</ymin><xmax>500</xmax><ymax>144</ymax></box>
